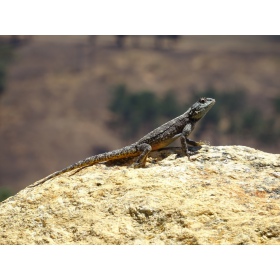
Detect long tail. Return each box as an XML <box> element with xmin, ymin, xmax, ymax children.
<box><xmin>30</xmin><ymin>145</ymin><xmax>140</xmax><ymax>187</ymax></box>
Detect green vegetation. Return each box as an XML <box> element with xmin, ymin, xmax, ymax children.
<box><xmin>0</xmin><ymin>187</ymin><xmax>13</xmax><ymax>202</ymax></box>
<box><xmin>0</xmin><ymin>43</ymin><xmax>14</xmax><ymax>94</ymax></box>
<box><xmin>108</xmin><ymin>85</ymin><xmax>280</xmax><ymax>145</ymax></box>
<box><xmin>108</xmin><ymin>85</ymin><xmax>183</xmax><ymax>139</ymax></box>
<box><xmin>191</xmin><ymin>89</ymin><xmax>280</xmax><ymax>143</ymax></box>
<box><xmin>273</xmin><ymin>96</ymin><xmax>280</xmax><ymax>113</ymax></box>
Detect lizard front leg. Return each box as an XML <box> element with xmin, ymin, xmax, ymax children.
<box><xmin>180</xmin><ymin>123</ymin><xmax>202</xmax><ymax>159</ymax></box>
<box><xmin>180</xmin><ymin>136</ymin><xmax>198</xmax><ymax>159</ymax></box>
<box><xmin>132</xmin><ymin>143</ymin><xmax>152</xmax><ymax>168</ymax></box>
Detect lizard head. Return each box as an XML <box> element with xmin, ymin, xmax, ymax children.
<box><xmin>189</xmin><ymin>97</ymin><xmax>215</xmax><ymax>120</ymax></box>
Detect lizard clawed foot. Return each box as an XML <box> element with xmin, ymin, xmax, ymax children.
<box><xmin>182</xmin><ymin>149</ymin><xmax>198</xmax><ymax>161</ymax></box>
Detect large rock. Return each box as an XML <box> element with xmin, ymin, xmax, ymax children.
<box><xmin>0</xmin><ymin>145</ymin><xmax>279</xmax><ymax>244</ymax></box>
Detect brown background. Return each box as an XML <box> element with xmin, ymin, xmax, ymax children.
<box><xmin>0</xmin><ymin>35</ymin><xmax>279</xmax><ymax>192</ymax></box>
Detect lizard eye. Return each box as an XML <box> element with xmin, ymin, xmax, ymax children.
<box><xmin>199</xmin><ymin>98</ymin><xmax>206</xmax><ymax>103</ymax></box>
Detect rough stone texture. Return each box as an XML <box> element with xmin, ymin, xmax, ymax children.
<box><xmin>0</xmin><ymin>145</ymin><xmax>279</xmax><ymax>245</ymax></box>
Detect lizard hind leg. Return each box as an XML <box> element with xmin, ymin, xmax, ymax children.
<box><xmin>131</xmin><ymin>143</ymin><xmax>152</xmax><ymax>168</ymax></box>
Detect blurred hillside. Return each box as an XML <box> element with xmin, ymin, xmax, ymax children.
<box><xmin>0</xmin><ymin>35</ymin><xmax>280</xmax><ymax>193</ymax></box>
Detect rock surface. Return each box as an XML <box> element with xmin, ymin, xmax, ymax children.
<box><xmin>0</xmin><ymin>145</ymin><xmax>279</xmax><ymax>245</ymax></box>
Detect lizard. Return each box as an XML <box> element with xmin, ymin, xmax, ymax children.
<box><xmin>30</xmin><ymin>97</ymin><xmax>215</xmax><ymax>187</ymax></box>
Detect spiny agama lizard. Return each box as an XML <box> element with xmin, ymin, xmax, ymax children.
<box><xmin>31</xmin><ymin>97</ymin><xmax>215</xmax><ymax>187</ymax></box>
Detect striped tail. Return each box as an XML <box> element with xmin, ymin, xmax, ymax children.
<box><xmin>30</xmin><ymin>144</ymin><xmax>140</xmax><ymax>187</ymax></box>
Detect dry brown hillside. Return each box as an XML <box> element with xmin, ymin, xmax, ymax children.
<box><xmin>0</xmin><ymin>35</ymin><xmax>280</xmax><ymax>192</ymax></box>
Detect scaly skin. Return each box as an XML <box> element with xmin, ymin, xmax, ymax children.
<box><xmin>30</xmin><ymin>97</ymin><xmax>215</xmax><ymax>187</ymax></box>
